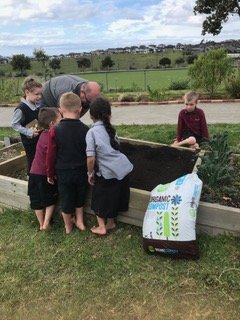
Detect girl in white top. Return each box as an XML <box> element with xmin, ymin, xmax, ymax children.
<box><xmin>86</xmin><ymin>96</ymin><xmax>133</xmax><ymax>235</ymax></box>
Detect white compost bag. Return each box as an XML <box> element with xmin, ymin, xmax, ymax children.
<box><xmin>143</xmin><ymin>173</ymin><xmax>202</xmax><ymax>259</ymax></box>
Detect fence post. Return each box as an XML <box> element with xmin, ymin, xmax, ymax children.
<box><xmin>143</xmin><ymin>70</ymin><xmax>147</xmax><ymax>91</ymax></box>
<box><xmin>105</xmin><ymin>72</ymin><xmax>109</xmax><ymax>92</ymax></box>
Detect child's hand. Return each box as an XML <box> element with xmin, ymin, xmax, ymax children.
<box><xmin>33</xmin><ymin>128</ymin><xmax>40</xmax><ymax>136</ymax></box>
<box><xmin>47</xmin><ymin>177</ymin><xmax>55</xmax><ymax>185</ymax></box>
<box><xmin>87</xmin><ymin>171</ymin><xmax>95</xmax><ymax>185</ymax></box>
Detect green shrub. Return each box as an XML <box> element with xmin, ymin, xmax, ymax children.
<box><xmin>168</xmin><ymin>79</ymin><xmax>189</xmax><ymax>90</ymax></box>
<box><xmin>136</xmin><ymin>93</ymin><xmax>149</xmax><ymax>102</ymax></box>
<box><xmin>147</xmin><ymin>85</ymin><xmax>167</xmax><ymax>101</ymax></box>
<box><xmin>225</xmin><ymin>69</ymin><xmax>240</xmax><ymax>98</ymax></box>
<box><xmin>197</xmin><ymin>132</ymin><xmax>239</xmax><ymax>203</ymax></box>
<box><xmin>118</xmin><ymin>93</ymin><xmax>136</xmax><ymax>102</ymax></box>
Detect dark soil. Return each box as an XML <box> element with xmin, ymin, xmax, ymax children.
<box><xmin>120</xmin><ymin>142</ymin><xmax>198</xmax><ymax>191</ymax></box>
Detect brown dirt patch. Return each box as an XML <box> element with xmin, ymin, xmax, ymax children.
<box><xmin>120</xmin><ymin>142</ymin><xmax>198</xmax><ymax>191</ymax></box>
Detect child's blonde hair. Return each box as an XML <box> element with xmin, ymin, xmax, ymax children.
<box><xmin>60</xmin><ymin>92</ymin><xmax>81</xmax><ymax>111</ymax></box>
<box><xmin>184</xmin><ymin>91</ymin><xmax>199</xmax><ymax>103</ymax></box>
<box><xmin>22</xmin><ymin>76</ymin><xmax>42</xmax><ymax>98</ymax></box>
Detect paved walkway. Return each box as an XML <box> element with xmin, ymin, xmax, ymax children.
<box><xmin>1</xmin><ymin>102</ymin><xmax>240</xmax><ymax>127</ymax></box>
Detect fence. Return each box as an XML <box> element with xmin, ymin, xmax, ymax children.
<box><xmin>0</xmin><ymin>68</ymin><xmax>188</xmax><ymax>100</ymax></box>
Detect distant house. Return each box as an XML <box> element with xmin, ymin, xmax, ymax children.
<box><xmin>0</xmin><ymin>56</ymin><xmax>8</xmax><ymax>64</ymax></box>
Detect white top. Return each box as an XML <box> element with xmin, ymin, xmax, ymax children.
<box><xmin>86</xmin><ymin>121</ymin><xmax>133</xmax><ymax>180</ymax></box>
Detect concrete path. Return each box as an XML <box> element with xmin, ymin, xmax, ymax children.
<box><xmin>1</xmin><ymin>102</ymin><xmax>240</xmax><ymax>127</ymax></box>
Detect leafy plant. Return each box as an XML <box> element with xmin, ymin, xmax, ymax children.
<box><xmin>197</xmin><ymin>132</ymin><xmax>239</xmax><ymax>203</ymax></box>
<box><xmin>168</xmin><ymin>79</ymin><xmax>189</xmax><ymax>90</ymax></box>
<box><xmin>188</xmin><ymin>48</ymin><xmax>233</xmax><ymax>97</ymax></box>
<box><xmin>147</xmin><ymin>85</ymin><xmax>167</xmax><ymax>101</ymax></box>
<box><xmin>225</xmin><ymin>68</ymin><xmax>240</xmax><ymax>98</ymax></box>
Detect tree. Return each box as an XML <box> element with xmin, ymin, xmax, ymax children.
<box><xmin>194</xmin><ymin>0</ymin><xmax>240</xmax><ymax>35</ymax></box>
<box><xmin>10</xmin><ymin>54</ymin><xmax>31</xmax><ymax>76</ymax></box>
<box><xmin>33</xmin><ymin>48</ymin><xmax>49</xmax><ymax>80</ymax></box>
<box><xmin>175</xmin><ymin>57</ymin><xmax>185</xmax><ymax>66</ymax></box>
<box><xmin>77</xmin><ymin>57</ymin><xmax>91</xmax><ymax>70</ymax></box>
<box><xmin>159</xmin><ymin>57</ymin><xmax>171</xmax><ymax>67</ymax></box>
<box><xmin>49</xmin><ymin>58</ymin><xmax>61</xmax><ymax>74</ymax></box>
<box><xmin>186</xmin><ymin>55</ymin><xmax>198</xmax><ymax>65</ymax></box>
<box><xmin>188</xmin><ymin>48</ymin><xmax>233</xmax><ymax>96</ymax></box>
<box><xmin>101</xmin><ymin>56</ymin><xmax>114</xmax><ymax>70</ymax></box>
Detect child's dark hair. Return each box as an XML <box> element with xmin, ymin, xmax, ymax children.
<box><xmin>22</xmin><ymin>76</ymin><xmax>42</xmax><ymax>98</ymax></box>
<box><xmin>38</xmin><ymin>107</ymin><xmax>60</xmax><ymax>130</ymax></box>
<box><xmin>89</xmin><ymin>97</ymin><xmax>119</xmax><ymax>150</ymax></box>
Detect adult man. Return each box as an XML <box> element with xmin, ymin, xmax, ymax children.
<box><xmin>41</xmin><ymin>75</ymin><xmax>101</xmax><ymax>117</ymax></box>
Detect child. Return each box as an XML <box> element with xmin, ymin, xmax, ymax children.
<box><xmin>86</xmin><ymin>96</ymin><xmax>133</xmax><ymax>236</ymax></box>
<box><xmin>28</xmin><ymin>108</ymin><xmax>62</xmax><ymax>230</ymax></box>
<box><xmin>172</xmin><ymin>91</ymin><xmax>209</xmax><ymax>149</ymax></box>
<box><xmin>46</xmin><ymin>92</ymin><xmax>89</xmax><ymax>234</ymax></box>
<box><xmin>11</xmin><ymin>76</ymin><xmax>42</xmax><ymax>172</ymax></box>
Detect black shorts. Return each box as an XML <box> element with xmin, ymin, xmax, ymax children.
<box><xmin>91</xmin><ymin>175</ymin><xmax>130</xmax><ymax>219</ymax></box>
<box><xmin>57</xmin><ymin>169</ymin><xmax>88</xmax><ymax>214</ymax></box>
<box><xmin>28</xmin><ymin>174</ymin><xmax>58</xmax><ymax>210</ymax></box>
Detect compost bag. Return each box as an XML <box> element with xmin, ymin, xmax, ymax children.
<box><xmin>142</xmin><ymin>173</ymin><xmax>202</xmax><ymax>259</ymax></box>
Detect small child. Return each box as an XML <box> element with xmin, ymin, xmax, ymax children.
<box><xmin>12</xmin><ymin>76</ymin><xmax>42</xmax><ymax>172</ymax></box>
<box><xmin>172</xmin><ymin>91</ymin><xmax>209</xmax><ymax>149</ymax></box>
<box><xmin>47</xmin><ymin>92</ymin><xmax>89</xmax><ymax>234</ymax></box>
<box><xmin>86</xmin><ymin>96</ymin><xmax>133</xmax><ymax>236</ymax></box>
<box><xmin>28</xmin><ymin>108</ymin><xmax>62</xmax><ymax>230</ymax></box>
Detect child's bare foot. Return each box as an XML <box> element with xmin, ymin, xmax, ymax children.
<box><xmin>39</xmin><ymin>225</ymin><xmax>43</xmax><ymax>231</ymax></box>
<box><xmin>65</xmin><ymin>223</ymin><xmax>74</xmax><ymax>234</ymax></box>
<box><xmin>42</xmin><ymin>223</ymin><xmax>51</xmax><ymax>231</ymax></box>
<box><xmin>105</xmin><ymin>222</ymin><xmax>116</xmax><ymax>231</ymax></box>
<box><xmin>75</xmin><ymin>221</ymin><xmax>86</xmax><ymax>231</ymax></box>
<box><xmin>91</xmin><ymin>226</ymin><xmax>107</xmax><ymax>235</ymax></box>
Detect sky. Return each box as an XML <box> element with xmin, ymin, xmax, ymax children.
<box><xmin>0</xmin><ymin>0</ymin><xmax>240</xmax><ymax>57</ymax></box>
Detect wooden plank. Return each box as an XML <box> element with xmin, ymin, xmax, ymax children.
<box><xmin>0</xmin><ymin>142</ymin><xmax>23</xmax><ymax>157</ymax></box>
<box><xmin>0</xmin><ymin>154</ymin><xmax>26</xmax><ymax>175</ymax></box>
<box><xmin>0</xmin><ymin>175</ymin><xmax>28</xmax><ymax>209</ymax></box>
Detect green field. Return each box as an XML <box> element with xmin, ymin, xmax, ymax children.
<box><xmin>76</xmin><ymin>68</ymin><xmax>189</xmax><ymax>91</ymax></box>
<box><xmin>0</xmin><ymin>68</ymin><xmax>189</xmax><ymax>103</ymax></box>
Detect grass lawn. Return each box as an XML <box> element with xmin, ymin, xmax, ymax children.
<box><xmin>1</xmin><ymin>124</ymin><xmax>239</xmax><ymax>151</ymax></box>
<box><xmin>0</xmin><ymin>123</ymin><xmax>240</xmax><ymax>319</ymax></box>
<box><xmin>0</xmin><ymin>209</ymin><xmax>240</xmax><ymax>320</ymax></box>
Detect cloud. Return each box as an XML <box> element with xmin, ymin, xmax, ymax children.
<box><xmin>0</xmin><ymin>0</ymin><xmax>239</xmax><ymax>56</ymax></box>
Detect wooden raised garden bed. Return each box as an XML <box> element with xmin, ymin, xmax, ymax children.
<box><xmin>0</xmin><ymin>139</ymin><xmax>239</xmax><ymax>236</ymax></box>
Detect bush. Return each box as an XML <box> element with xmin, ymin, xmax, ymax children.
<box><xmin>225</xmin><ymin>69</ymin><xmax>240</xmax><ymax>98</ymax></box>
<box><xmin>117</xmin><ymin>94</ymin><xmax>136</xmax><ymax>102</ymax></box>
<box><xmin>197</xmin><ymin>132</ymin><xmax>238</xmax><ymax>203</ymax></box>
<box><xmin>136</xmin><ymin>94</ymin><xmax>149</xmax><ymax>102</ymax></box>
<box><xmin>168</xmin><ymin>80</ymin><xmax>189</xmax><ymax>90</ymax></box>
<box><xmin>147</xmin><ymin>85</ymin><xmax>167</xmax><ymax>101</ymax></box>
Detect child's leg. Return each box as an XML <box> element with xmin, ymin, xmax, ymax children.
<box><xmin>35</xmin><ymin>209</ymin><xmax>45</xmax><ymax>230</ymax></box>
<box><xmin>172</xmin><ymin>136</ymin><xmax>198</xmax><ymax>148</ymax></box>
<box><xmin>91</xmin><ymin>215</ymin><xmax>107</xmax><ymax>235</ymax></box>
<box><xmin>105</xmin><ymin>218</ymin><xmax>116</xmax><ymax>230</ymax></box>
<box><xmin>62</xmin><ymin>212</ymin><xmax>74</xmax><ymax>234</ymax></box>
<box><xmin>42</xmin><ymin>204</ymin><xmax>55</xmax><ymax>230</ymax></box>
<box><xmin>74</xmin><ymin>207</ymin><xmax>86</xmax><ymax>231</ymax></box>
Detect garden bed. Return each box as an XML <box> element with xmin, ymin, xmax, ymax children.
<box><xmin>0</xmin><ymin>139</ymin><xmax>239</xmax><ymax>236</ymax></box>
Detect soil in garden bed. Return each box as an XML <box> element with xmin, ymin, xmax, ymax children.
<box><xmin>120</xmin><ymin>142</ymin><xmax>198</xmax><ymax>191</ymax></box>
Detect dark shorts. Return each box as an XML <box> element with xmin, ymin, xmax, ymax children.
<box><xmin>91</xmin><ymin>175</ymin><xmax>130</xmax><ymax>219</ymax></box>
<box><xmin>57</xmin><ymin>170</ymin><xmax>88</xmax><ymax>214</ymax></box>
<box><xmin>28</xmin><ymin>174</ymin><xmax>58</xmax><ymax>210</ymax></box>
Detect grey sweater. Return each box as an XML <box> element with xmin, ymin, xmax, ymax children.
<box><xmin>42</xmin><ymin>75</ymin><xmax>87</xmax><ymax>107</ymax></box>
